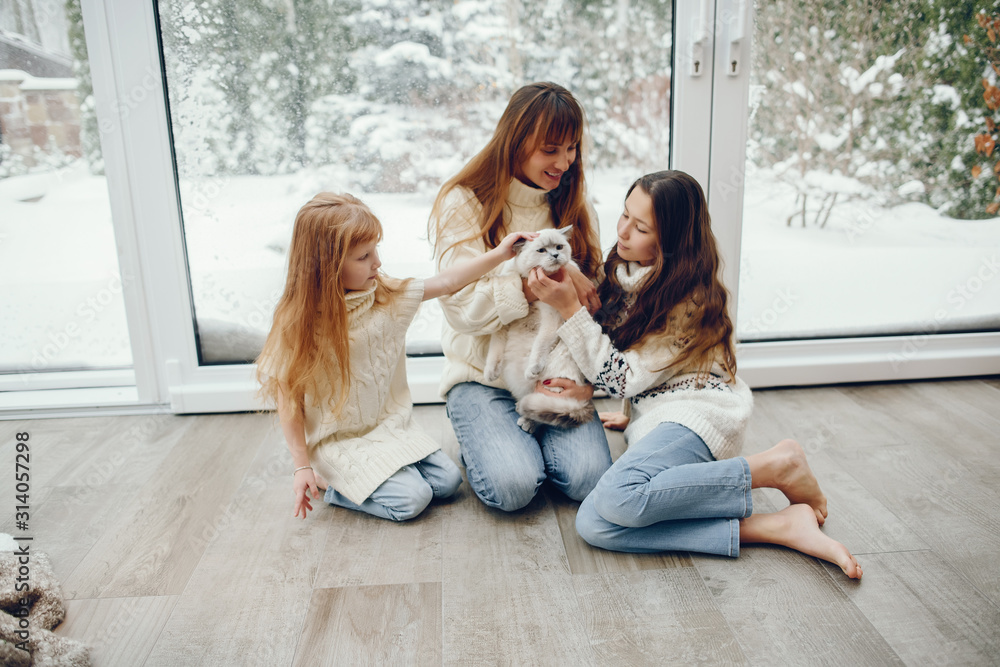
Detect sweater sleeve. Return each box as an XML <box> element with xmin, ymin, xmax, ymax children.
<box><xmin>557</xmin><ymin>307</ymin><xmax>679</xmax><ymax>399</ymax></box>
<box><xmin>434</xmin><ymin>189</ymin><xmax>529</xmax><ymax>334</ymax></box>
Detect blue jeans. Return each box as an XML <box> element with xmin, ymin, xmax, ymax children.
<box><xmin>446</xmin><ymin>382</ymin><xmax>612</xmax><ymax>511</ymax></box>
<box><xmin>324</xmin><ymin>449</ymin><xmax>462</xmax><ymax>522</ymax></box>
<box><xmin>575</xmin><ymin>422</ymin><xmax>752</xmax><ymax>557</ymax></box>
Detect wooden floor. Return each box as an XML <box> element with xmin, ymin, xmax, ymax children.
<box><xmin>2</xmin><ymin>377</ymin><xmax>999</xmax><ymax>665</ymax></box>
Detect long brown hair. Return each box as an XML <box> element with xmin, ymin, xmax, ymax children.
<box><xmin>430</xmin><ymin>82</ymin><xmax>602</xmax><ymax>278</ymax></box>
<box><xmin>596</xmin><ymin>171</ymin><xmax>737</xmax><ymax>378</ymax></box>
<box><xmin>257</xmin><ymin>193</ymin><xmax>404</xmax><ymax>419</ymax></box>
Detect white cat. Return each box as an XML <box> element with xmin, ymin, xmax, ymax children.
<box><xmin>484</xmin><ymin>227</ymin><xmax>595</xmax><ymax>432</ymax></box>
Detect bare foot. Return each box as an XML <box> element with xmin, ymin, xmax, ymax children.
<box><xmin>741</xmin><ymin>504</ymin><xmax>862</xmax><ymax>579</ymax></box>
<box><xmin>751</xmin><ymin>439</ymin><xmax>828</xmax><ymax>525</ymax></box>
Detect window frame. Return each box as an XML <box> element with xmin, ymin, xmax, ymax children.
<box><xmin>1</xmin><ymin>0</ymin><xmax>996</xmax><ymax>419</ymax></box>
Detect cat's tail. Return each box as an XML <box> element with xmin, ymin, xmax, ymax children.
<box><xmin>516</xmin><ymin>393</ymin><xmax>594</xmax><ymax>429</ymax></box>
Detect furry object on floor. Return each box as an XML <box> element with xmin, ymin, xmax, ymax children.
<box><xmin>0</xmin><ymin>551</ymin><xmax>89</xmax><ymax>666</ymax></box>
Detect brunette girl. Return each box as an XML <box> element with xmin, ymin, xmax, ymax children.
<box><xmin>530</xmin><ymin>171</ymin><xmax>862</xmax><ymax>578</ymax></box>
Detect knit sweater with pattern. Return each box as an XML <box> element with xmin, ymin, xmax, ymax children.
<box><xmin>433</xmin><ymin>178</ymin><xmax>595</xmax><ymax>397</ymax></box>
<box><xmin>261</xmin><ymin>279</ymin><xmax>440</xmax><ymax>504</ymax></box>
<box><xmin>557</xmin><ymin>263</ymin><xmax>754</xmax><ymax>460</ymax></box>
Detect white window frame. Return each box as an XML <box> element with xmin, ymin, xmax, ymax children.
<box><xmin>1</xmin><ymin>0</ymin><xmax>995</xmax><ymax>419</ymax></box>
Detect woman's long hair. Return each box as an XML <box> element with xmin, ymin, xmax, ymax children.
<box><xmin>257</xmin><ymin>193</ymin><xmax>403</xmax><ymax>420</ymax></box>
<box><xmin>596</xmin><ymin>171</ymin><xmax>737</xmax><ymax>378</ymax></box>
<box><xmin>429</xmin><ymin>82</ymin><xmax>602</xmax><ymax>278</ymax></box>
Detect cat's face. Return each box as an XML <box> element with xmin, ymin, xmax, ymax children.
<box><xmin>513</xmin><ymin>227</ymin><xmax>573</xmax><ymax>276</ymax></box>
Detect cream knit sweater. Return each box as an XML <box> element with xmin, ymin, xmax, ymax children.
<box><xmin>434</xmin><ymin>178</ymin><xmax>592</xmax><ymax>397</ymax></box>
<box><xmin>265</xmin><ymin>279</ymin><xmax>441</xmax><ymax>504</ymax></box>
<box><xmin>557</xmin><ymin>263</ymin><xmax>754</xmax><ymax>461</ymax></box>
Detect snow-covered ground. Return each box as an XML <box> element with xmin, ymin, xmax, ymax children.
<box><xmin>2</xmin><ymin>161</ymin><xmax>998</xmax><ymax>372</ymax></box>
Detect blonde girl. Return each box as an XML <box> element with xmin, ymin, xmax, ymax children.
<box><xmin>429</xmin><ymin>82</ymin><xmax>613</xmax><ymax>512</ymax></box>
<box><xmin>530</xmin><ymin>171</ymin><xmax>862</xmax><ymax>578</ymax></box>
<box><xmin>258</xmin><ymin>193</ymin><xmax>532</xmax><ymax>521</ymax></box>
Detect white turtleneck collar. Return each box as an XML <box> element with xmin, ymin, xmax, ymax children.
<box><xmin>345</xmin><ymin>282</ymin><xmax>377</xmax><ymax>327</ymax></box>
<box><xmin>507</xmin><ymin>177</ymin><xmax>550</xmax><ymax>208</ymax></box>
<box><xmin>616</xmin><ymin>261</ymin><xmax>655</xmax><ymax>293</ymax></box>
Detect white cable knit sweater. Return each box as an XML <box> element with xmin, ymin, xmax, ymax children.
<box><xmin>433</xmin><ymin>178</ymin><xmax>597</xmax><ymax>397</ymax></box>
<box><xmin>557</xmin><ymin>263</ymin><xmax>754</xmax><ymax>460</ymax></box>
<box><xmin>267</xmin><ymin>279</ymin><xmax>441</xmax><ymax>504</ymax></box>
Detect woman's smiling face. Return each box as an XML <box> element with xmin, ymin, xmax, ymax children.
<box><xmin>616</xmin><ymin>186</ymin><xmax>659</xmax><ymax>266</ymax></box>
<box><xmin>516</xmin><ymin>136</ymin><xmax>577</xmax><ymax>191</ymax></box>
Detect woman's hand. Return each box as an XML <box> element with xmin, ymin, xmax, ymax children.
<box><xmin>292</xmin><ymin>468</ymin><xmax>323</xmax><ymax>519</ymax></box>
<box><xmin>564</xmin><ymin>263</ymin><xmax>601</xmax><ymax>314</ymax></box>
<box><xmin>527</xmin><ymin>267</ymin><xmax>584</xmax><ymax>320</ymax></box>
<box><xmin>535</xmin><ymin>378</ymin><xmax>595</xmax><ymax>402</ymax></box>
<box><xmin>599</xmin><ymin>411</ymin><xmax>630</xmax><ymax>431</ymax></box>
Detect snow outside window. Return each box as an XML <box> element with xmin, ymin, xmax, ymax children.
<box><xmin>0</xmin><ymin>2</ymin><xmax>133</xmax><ymax>376</ymax></box>
<box><xmin>154</xmin><ymin>0</ymin><xmax>674</xmax><ymax>364</ymax></box>
<box><xmin>737</xmin><ymin>4</ymin><xmax>1000</xmax><ymax>343</ymax></box>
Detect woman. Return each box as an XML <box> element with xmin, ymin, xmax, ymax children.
<box><xmin>429</xmin><ymin>82</ymin><xmax>612</xmax><ymax>512</ymax></box>
<box><xmin>529</xmin><ymin>171</ymin><xmax>862</xmax><ymax>578</ymax></box>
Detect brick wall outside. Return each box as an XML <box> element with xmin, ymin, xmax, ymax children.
<box><xmin>0</xmin><ymin>70</ymin><xmax>81</xmax><ymax>168</ymax></box>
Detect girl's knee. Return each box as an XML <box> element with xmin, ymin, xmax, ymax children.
<box><xmin>435</xmin><ymin>463</ymin><xmax>463</xmax><ymax>499</ymax></box>
<box><xmin>575</xmin><ymin>497</ymin><xmax>621</xmax><ymax>550</ymax></box>
<box><xmin>590</xmin><ymin>481</ymin><xmax>648</xmax><ymax>529</ymax></box>
<box><xmin>385</xmin><ymin>483</ymin><xmax>433</xmax><ymax>522</ymax></box>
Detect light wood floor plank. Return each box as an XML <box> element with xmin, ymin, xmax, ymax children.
<box><xmin>574</xmin><ymin>569</ymin><xmax>747</xmax><ymax>665</ymax></box>
<box><xmin>443</xmin><ymin>571</ymin><xmax>595</xmax><ymax>666</ymax></box>
<box><xmin>2</xmin><ymin>417</ymin><xmax>122</xmax><ymax>489</ymax></box>
<box><xmin>693</xmin><ymin>547</ymin><xmax>904</xmax><ymax>665</ymax></box>
<box><xmin>823</xmin><ymin>550</ymin><xmax>1000</xmax><ymax>666</ymax></box>
<box><xmin>440</xmin><ymin>484</ymin><xmax>595</xmax><ymax>665</ymax></box>
<box><xmin>7</xmin><ymin>376</ymin><xmax>998</xmax><ymax>665</ymax></box>
<box><xmin>61</xmin><ymin>413</ymin><xmax>271</xmax><ymax>598</ymax></box>
<box><xmin>840</xmin><ymin>380</ymin><xmax>1000</xmax><ymax>480</ymax></box>
<box><xmin>10</xmin><ymin>483</ymin><xmax>134</xmax><ymax>589</ymax></box>
<box><xmin>142</xmin><ymin>430</ymin><xmax>323</xmax><ymax>666</ymax></box>
<box><xmin>752</xmin><ymin>385</ymin><xmax>906</xmax><ymax>453</ymax></box>
<box><xmin>837</xmin><ymin>443</ymin><xmax>1000</xmax><ymax>605</ymax></box>
<box><xmin>312</xmin><ymin>502</ymin><xmax>446</xmax><ymax>588</ymax></box>
<box><xmin>55</xmin><ymin>596</ymin><xmax>178</xmax><ymax>667</ymax></box>
<box><xmin>293</xmin><ymin>583</ymin><xmax>442</xmax><ymax>666</ymax></box>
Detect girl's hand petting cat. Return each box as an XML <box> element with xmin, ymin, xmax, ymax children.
<box><xmin>528</xmin><ymin>267</ymin><xmax>584</xmax><ymax>320</ymax></box>
<box><xmin>536</xmin><ymin>378</ymin><xmax>595</xmax><ymax>402</ymax></box>
<box><xmin>497</xmin><ymin>231</ymin><xmax>539</xmax><ymax>258</ymax></box>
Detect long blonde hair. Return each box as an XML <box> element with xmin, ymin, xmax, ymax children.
<box><xmin>257</xmin><ymin>193</ymin><xmax>404</xmax><ymax>419</ymax></box>
<box><xmin>596</xmin><ymin>171</ymin><xmax>737</xmax><ymax>379</ymax></box>
<box><xmin>429</xmin><ymin>82</ymin><xmax>602</xmax><ymax>279</ymax></box>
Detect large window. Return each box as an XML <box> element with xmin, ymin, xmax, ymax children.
<box><xmin>1</xmin><ymin>0</ymin><xmax>996</xmax><ymax>416</ymax></box>
<box><xmin>154</xmin><ymin>0</ymin><xmax>674</xmax><ymax>363</ymax></box>
<box><xmin>736</xmin><ymin>3</ymin><xmax>1000</xmax><ymax>342</ymax></box>
<box><xmin>0</xmin><ymin>1</ymin><xmax>132</xmax><ymax>378</ymax></box>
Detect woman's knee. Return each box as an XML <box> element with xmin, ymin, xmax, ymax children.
<box><xmin>559</xmin><ymin>458</ymin><xmax>610</xmax><ymax>502</ymax></box>
<box><xmin>467</xmin><ymin>464</ymin><xmax>543</xmax><ymax>512</ymax></box>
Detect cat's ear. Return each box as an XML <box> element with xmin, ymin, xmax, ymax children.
<box><xmin>512</xmin><ymin>237</ymin><xmax>528</xmax><ymax>254</ymax></box>
<box><xmin>556</xmin><ymin>225</ymin><xmax>573</xmax><ymax>238</ymax></box>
